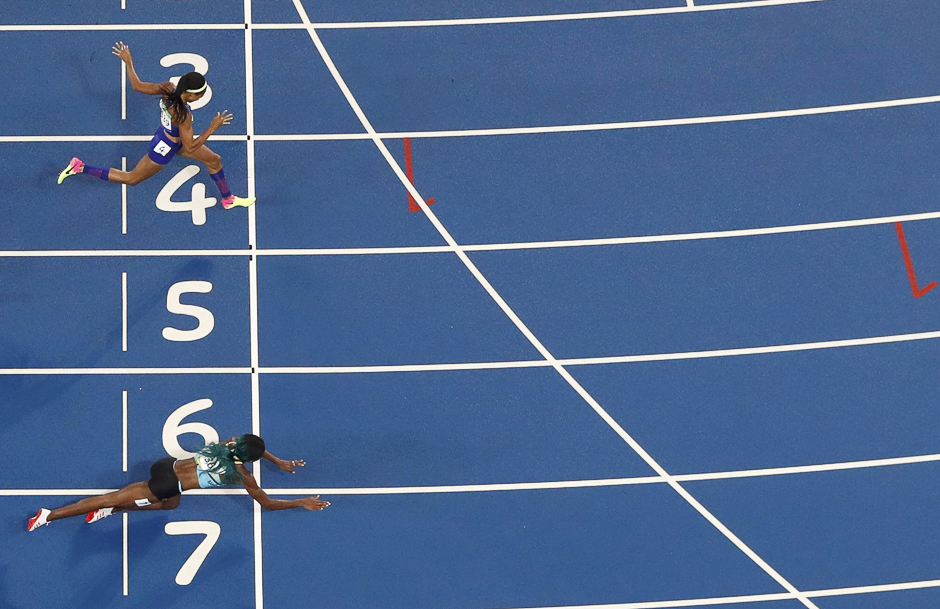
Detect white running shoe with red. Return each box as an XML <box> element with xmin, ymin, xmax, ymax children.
<box><xmin>27</xmin><ymin>508</ymin><xmax>51</xmax><ymax>532</ymax></box>
<box><xmin>86</xmin><ymin>508</ymin><xmax>115</xmax><ymax>524</ymax></box>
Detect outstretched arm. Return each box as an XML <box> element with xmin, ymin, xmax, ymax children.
<box><xmin>112</xmin><ymin>41</ymin><xmax>173</xmax><ymax>96</ymax></box>
<box><xmin>262</xmin><ymin>450</ymin><xmax>306</xmax><ymax>474</ymax></box>
<box><xmin>238</xmin><ymin>466</ymin><xmax>329</xmax><ymax>511</ymax></box>
<box><xmin>176</xmin><ymin>108</ymin><xmax>231</xmax><ymax>154</ymax></box>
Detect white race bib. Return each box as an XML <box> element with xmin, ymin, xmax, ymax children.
<box><xmin>160</xmin><ymin>100</ymin><xmax>173</xmax><ymax>130</ymax></box>
<box><xmin>153</xmin><ymin>141</ymin><xmax>173</xmax><ymax>157</ymax></box>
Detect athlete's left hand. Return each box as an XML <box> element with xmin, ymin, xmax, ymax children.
<box><xmin>278</xmin><ymin>458</ymin><xmax>306</xmax><ymax>474</ymax></box>
<box><xmin>111</xmin><ymin>41</ymin><xmax>132</xmax><ymax>63</ymax></box>
<box><xmin>211</xmin><ymin>110</ymin><xmax>234</xmax><ymax>130</ymax></box>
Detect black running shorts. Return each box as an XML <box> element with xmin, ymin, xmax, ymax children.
<box><xmin>148</xmin><ymin>457</ymin><xmax>182</xmax><ymax>501</ymax></box>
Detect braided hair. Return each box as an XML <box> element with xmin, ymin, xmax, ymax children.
<box><xmin>161</xmin><ymin>71</ymin><xmax>206</xmax><ymax>126</ymax></box>
<box><xmin>196</xmin><ymin>434</ymin><xmax>266</xmax><ymax>485</ymax></box>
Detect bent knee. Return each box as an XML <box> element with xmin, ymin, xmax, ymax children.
<box><xmin>161</xmin><ymin>496</ymin><xmax>181</xmax><ymax>510</ymax></box>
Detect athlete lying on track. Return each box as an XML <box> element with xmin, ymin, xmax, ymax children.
<box><xmin>28</xmin><ymin>434</ymin><xmax>328</xmax><ymax>531</ymax></box>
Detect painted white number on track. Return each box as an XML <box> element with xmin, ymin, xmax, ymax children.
<box><xmin>162</xmin><ymin>398</ymin><xmax>220</xmax><ymax>459</ymax></box>
<box><xmin>156</xmin><ymin>166</ymin><xmax>217</xmax><ymax>226</ymax></box>
<box><xmin>165</xmin><ymin>521</ymin><xmax>221</xmax><ymax>585</ymax></box>
<box><xmin>162</xmin><ymin>281</ymin><xmax>215</xmax><ymax>342</ymax></box>
<box><xmin>160</xmin><ymin>53</ymin><xmax>212</xmax><ymax>110</ymax></box>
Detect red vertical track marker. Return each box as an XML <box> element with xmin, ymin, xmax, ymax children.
<box><xmin>404</xmin><ymin>138</ymin><xmax>435</xmax><ymax>212</ymax></box>
<box><xmin>895</xmin><ymin>222</ymin><xmax>937</xmax><ymax>298</ymax></box>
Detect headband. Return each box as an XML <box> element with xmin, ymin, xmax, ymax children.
<box><xmin>186</xmin><ymin>81</ymin><xmax>208</xmax><ymax>94</ymax></box>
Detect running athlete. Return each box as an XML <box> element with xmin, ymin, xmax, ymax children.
<box><xmin>57</xmin><ymin>41</ymin><xmax>255</xmax><ymax>210</ymax></box>
<box><xmin>27</xmin><ymin>434</ymin><xmax>329</xmax><ymax>531</ymax></box>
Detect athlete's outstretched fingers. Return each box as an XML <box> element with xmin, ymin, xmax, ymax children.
<box><xmin>300</xmin><ymin>496</ymin><xmax>330</xmax><ymax>511</ymax></box>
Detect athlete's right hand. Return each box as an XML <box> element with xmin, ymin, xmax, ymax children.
<box><xmin>211</xmin><ymin>110</ymin><xmax>234</xmax><ymax>130</ymax></box>
<box><xmin>111</xmin><ymin>41</ymin><xmax>132</xmax><ymax>63</ymax></box>
<box><xmin>301</xmin><ymin>496</ymin><xmax>330</xmax><ymax>511</ymax></box>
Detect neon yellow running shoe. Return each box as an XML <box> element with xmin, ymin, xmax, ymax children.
<box><xmin>57</xmin><ymin>157</ymin><xmax>84</xmax><ymax>184</ymax></box>
<box><xmin>222</xmin><ymin>195</ymin><xmax>256</xmax><ymax>209</ymax></box>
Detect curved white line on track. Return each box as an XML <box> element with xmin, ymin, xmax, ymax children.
<box><xmin>0</xmin><ymin>367</ymin><xmax>251</xmax><ymax>375</ymax></box>
<box><xmin>5</xmin><ymin>451</ymin><xmax>940</xmax><ymax>497</ymax></box>
<box><xmin>2</xmin><ymin>210</ymin><xmax>940</xmax><ymax>258</ymax></box>
<box><xmin>500</xmin><ymin>578</ymin><xmax>940</xmax><ymax>609</ymax></box>
<box><xmin>0</xmin><ymin>0</ymin><xmax>829</xmax><ymax>32</ymax></box>
<box><xmin>3</xmin><ymin>93</ymin><xmax>939</xmax><ymax>144</ymax></box>
<box><xmin>4</xmin><ymin>327</ymin><xmax>940</xmax><ymax>376</ymax></box>
<box><xmin>256</xmin><ymin>93</ymin><xmax>940</xmax><ymax>141</ymax></box>
<box><xmin>278</xmin><ymin>0</ymin><xmax>827</xmax><ymax>29</ymax></box>
<box><xmin>262</xmin><ymin>328</ymin><xmax>940</xmax><ymax>373</ymax></box>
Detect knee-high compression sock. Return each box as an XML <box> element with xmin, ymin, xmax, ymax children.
<box><xmin>83</xmin><ymin>165</ymin><xmax>110</xmax><ymax>181</ymax></box>
<box><xmin>209</xmin><ymin>169</ymin><xmax>232</xmax><ymax>199</ymax></box>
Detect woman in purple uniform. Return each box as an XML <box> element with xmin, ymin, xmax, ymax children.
<box><xmin>57</xmin><ymin>41</ymin><xmax>254</xmax><ymax>210</ymax></box>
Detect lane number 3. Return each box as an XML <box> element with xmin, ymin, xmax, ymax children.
<box><xmin>160</xmin><ymin>53</ymin><xmax>212</xmax><ymax>110</ymax></box>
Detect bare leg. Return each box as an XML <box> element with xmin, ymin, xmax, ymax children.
<box><xmin>178</xmin><ymin>144</ymin><xmax>222</xmax><ymax>174</ymax></box>
<box><xmin>105</xmin><ymin>154</ymin><xmax>165</xmax><ymax>186</ymax></box>
<box><xmin>48</xmin><ymin>481</ymin><xmax>158</xmax><ymax>522</ymax></box>
<box><xmin>113</xmin><ymin>494</ymin><xmax>180</xmax><ymax>513</ymax></box>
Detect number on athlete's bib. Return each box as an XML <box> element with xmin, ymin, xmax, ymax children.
<box><xmin>153</xmin><ymin>141</ymin><xmax>173</xmax><ymax>157</ymax></box>
<box><xmin>160</xmin><ymin>53</ymin><xmax>212</xmax><ymax>110</ymax></box>
<box><xmin>165</xmin><ymin>521</ymin><xmax>222</xmax><ymax>585</ymax></box>
<box><xmin>162</xmin><ymin>398</ymin><xmax>220</xmax><ymax>459</ymax></box>
<box><xmin>155</xmin><ymin>165</ymin><xmax>216</xmax><ymax>226</ymax></box>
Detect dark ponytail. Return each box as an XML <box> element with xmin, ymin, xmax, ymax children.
<box><xmin>196</xmin><ymin>434</ymin><xmax>266</xmax><ymax>485</ymax></box>
<box><xmin>161</xmin><ymin>71</ymin><xmax>205</xmax><ymax>125</ymax></box>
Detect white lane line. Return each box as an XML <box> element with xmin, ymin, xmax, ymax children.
<box><xmin>122</xmin><ymin>390</ymin><xmax>128</xmax><ymax>472</ymax></box>
<box><xmin>3</xmin><ymin>326</ymin><xmax>940</xmax><ymax>376</ymax></box>
<box><xmin>293</xmin><ymin>3</ymin><xmax>818</xmax><ymax>607</ymax></box>
<box><xmin>0</xmin><ymin>135</ymin><xmax>246</xmax><ymax>142</ymax></box>
<box><xmin>260</xmin><ymin>328</ymin><xmax>940</xmax><ymax>373</ymax></box>
<box><xmin>285</xmin><ymin>0</ymin><xmax>827</xmax><ymax>28</ymax></box>
<box><xmin>3</xmin><ymin>206</ymin><xmax>940</xmax><ymax>259</ymax></box>
<box><xmin>122</xmin><ymin>512</ymin><xmax>129</xmax><ymax>595</ymax></box>
<box><xmin>121</xmin><ymin>271</ymin><xmax>128</xmax><ymax>352</ymax></box>
<box><xmin>262</xmin><ymin>452</ymin><xmax>940</xmax><ymax>494</ymax></box>
<box><xmin>0</xmin><ymin>0</ymin><xmax>830</xmax><ymax>32</ymax></box>
<box><xmin>2</xmin><ymin>92</ymin><xmax>939</xmax><ymax>145</ymax></box>
<box><xmin>0</xmin><ymin>246</ymin><xmax>449</xmax><ymax>257</ymax></box>
<box><xmin>5</xmin><ymin>450</ymin><xmax>940</xmax><ymax>497</ymax></box>
<box><xmin>0</xmin><ymin>23</ymin><xmax>243</xmax><ymax>31</ymax></box>
<box><xmin>251</xmin><ymin>93</ymin><xmax>940</xmax><ymax>141</ymax></box>
<box><xmin>121</xmin><ymin>156</ymin><xmax>127</xmax><ymax>234</ymax></box>
<box><xmin>507</xmin><ymin>579</ymin><xmax>940</xmax><ymax>608</ymax></box>
<box><xmin>243</xmin><ymin>1</ymin><xmax>264</xmax><ymax>607</ymax></box>
<box><xmin>463</xmin><ymin>211</ymin><xmax>940</xmax><ymax>251</ymax></box>
<box><xmin>0</xmin><ymin>367</ymin><xmax>252</xmax><ymax>375</ymax></box>
<box><xmin>502</xmin><ymin>578</ymin><xmax>940</xmax><ymax>609</ymax></box>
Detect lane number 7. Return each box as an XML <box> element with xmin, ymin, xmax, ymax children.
<box><xmin>165</xmin><ymin>521</ymin><xmax>222</xmax><ymax>585</ymax></box>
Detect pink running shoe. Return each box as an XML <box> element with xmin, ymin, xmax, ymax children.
<box><xmin>222</xmin><ymin>195</ymin><xmax>256</xmax><ymax>209</ymax></box>
<box><xmin>27</xmin><ymin>508</ymin><xmax>51</xmax><ymax>532</ymax></box>
<box><xmin>57</xmin><ymin>157</ymin><xmax>84</xmax><ymax>184</ymax></box>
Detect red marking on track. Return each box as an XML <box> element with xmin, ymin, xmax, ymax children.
<box><xmin>404</xmin><ymin>138</ymin><xmax>435</xmax><ymax>212</ymax></box>
<box><xmin>895</xmin><ymin>222</ymin><xmax>937</xmax><ymax>298</ymax></box>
